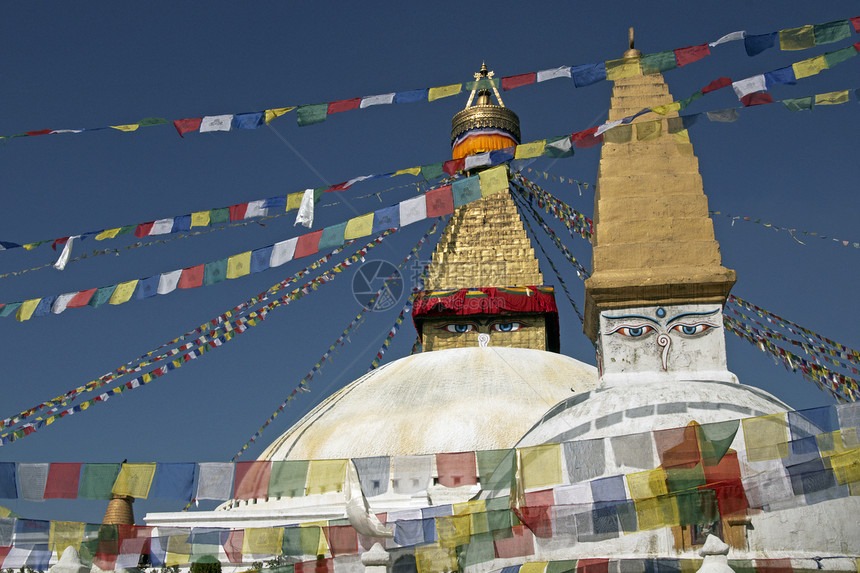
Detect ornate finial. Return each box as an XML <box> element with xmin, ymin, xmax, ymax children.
<box><xmin>624</xmin><ymin>26</ymin><xmax>642</xmax><ymax>58</ymax></box>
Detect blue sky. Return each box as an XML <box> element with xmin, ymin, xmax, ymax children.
<box><xmin>0</xmin><ymin>1</ymin><xmax>857</xmax><ymax>524</ymax></box>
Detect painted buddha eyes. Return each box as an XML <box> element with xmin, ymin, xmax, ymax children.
<box><xmin>670</xmin><ymin>322</ymin><xmax>714</xmax><ymax>336</ymax></box>
<box><xmin>439</xmin><ymin>322</ymin><xmax>527</xmax><ymax>333</ymax></box>
<box><xmin>606</xmin><ymin>324</ymin><xmax>655</xmax><ymax>338</ymax></box>
<box><xmin>492</xmin><ymin>322</ymin><xmax>523</xmax><ymax>332</ymax></box>
<box><xmin>443</xmin><ymin>323</ymin><xmax>475</xmax><ymax>333</ymax></box>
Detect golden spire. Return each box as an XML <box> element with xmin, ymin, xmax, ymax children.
<box><xmin>451</xmin><ymin>63</ymin><xmax>520</xmax><ymax>157</ymax></box>
<box><xmin>582</xmin><ymin>39</ymin><xmax>736</xmax><ymax>341</ymax></box>
<box><xmin>624</xmin><ymin>26</ymin><xmax>642</xmax><ymax>58</ymax></box>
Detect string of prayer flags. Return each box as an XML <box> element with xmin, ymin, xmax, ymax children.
<box><xmin>709</xmin><ymin>209</ymin><xmax>859</xmax><ymax>249</ymax></box>
<box><xmin>0</xmin><ymin>235</ymin><xmax>394</xmax><ymax>445</ymax></box>
<box><xmin>231</xmin><ymin>221</ymin><xmax>441</xmax><ymax>460</ymax></box>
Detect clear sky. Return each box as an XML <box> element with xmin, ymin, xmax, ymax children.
<box><xmin>0</xmin><ymin>1</ymin><xmax>857</xmax><ymax>525</ymax></box>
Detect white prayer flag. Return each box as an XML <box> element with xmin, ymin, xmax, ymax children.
<box><xmin>732</xmin><ymin>75</ymin><xmax>766</xmax><ymax>99</ymax></box>
<box><xmin>52</xmin><ymin>293</ymin><xmax>77</xmax><ymax>314</ymax></box>
<box><xmin>294</xmin><ymin>189</ymin><xmax>315</xmax><ymax>228</ymax></box>
<box><xmin>710</xmin><ymin>30</ymin><xmax>746</xmax><ymax>47</ymax></box>
<box><xmin>270</xmin><ymin>237</ymin><xmax>298</xmax><ymax>268</ymax></box>
<box><xmin>464</xmin><ymin>151</ymin><xmax>491</xmax><ymax>171</ymax></box>
<box><xmin>244</xmin><ymin>199</ymin><xmax>267</xmax><ymax>218</ymax></box>
<box><xmin>157</xmin><ymin>269</ymin><xmax>183</xmax><ymax>294</ymax></box>
<box><xmin>537</xmin><ymin>66</ymin><xmax>572</xmax><ymax>82</ymax></box>
<box><xmin>399</xmin><ymin>195</ymin><xmax>427</xmax><ymax>227</ymax></box>
<box><xmin>150</xmin><ymin>218</ymin><xmax>174</xmax><ymax>235</ymax></box>
<box><xmin>199</xmin><ymin>114</ymin><xmax>233</xmax><ymax>132</ymax></box>
<box><xmin>360</xmin><ymin>93</ymin><xmax>396</xmax><ymax>108</ymax></box>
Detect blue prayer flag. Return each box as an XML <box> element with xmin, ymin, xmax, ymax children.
<box><xmin>250</xmin><ymin>246</ymin><xmax>273</xmax><ymax>274</ymax></box>
<box><xmin>233</xmin><ymin>112</ymin><xmax>264</xmax><ymax>130</ymax></box>
<box><xmin>394</xmin><ymin>89</ymin><xmax>429</xmax><ymax>103</ymax></box>
<box><xmin>764</xmin><ymin>66</ymin><xmax>797</xmax><ymax>88</ymax></box>
<box><xmin>489</xmin><ymin>147</ymin><xmax>515</xmax><ymax>165</ymax></box>
<box><xmin>171</xmin><ymin>214</ymin><xmax>191</xmax><ymax>233</ymax></box>
<box><xmin>0</xmin><ymin>463</ymin><xmax>17</xmax><ymax>498</ymax></box>
<box><xmin>32</xmin><ymin>296</ymin><xmax>56</xmax><ymax>318</ymax></box>
<box><xmin>133</xmin><ymin>275</ymin><xmax>159</xmax><ymax>300</ymax></box>
<box><xmin>263</xmin><ymin>196</ymin><xmax>287</xmax><ymax>210</ymax></box>
<box><xmin>571</xmin><ymin>62</ymin><xmax>607</xmax><ymax>87</ymax></box>
<box><xmin>150</xmin><ymin>463</ymin><xmax>195</xmax><ymax>500</ymax></box>
<box><xmin>372</xmin><ymin>205</ymin><xmax>400</xmax><ymax>234</ymax></box>
<box><xmin>744</xmin><ymin>32</ymin><xmax>777</xmax><ymax>56</ymax></box>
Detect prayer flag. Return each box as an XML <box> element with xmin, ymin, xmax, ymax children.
<box><xmin>297</xmin><ymin>104</ymin><xmax>328</xmax><ymax>126</ymax></box>
<box><xmin>203</xmin><ymin>259</ymin><xmax>227</xmax><ymax>286</ymax></box>
<box><xmin>520</xmin><ymin>444</ymin><xmax>562</xmax><ymax>490</ymax></box>
<box><xmin>324</xmin><ymin>525</ymin><xmax>358</xmax><ymax>556</ymax></box>
<box><xmin>245</xmin><ymin>199</ymin><xmax>267</xmax><ymax>218</ymax></box>
<box><xmin>706</xmin><ymin>108</ymin><xmax>739</xmax><ymax>122</ymax></box>
<box><xmin>229</xmin><ymin>203</ymin><xmax>248</xmax><ymax>221</ymax></box>
<box><xmin>399</xmin><ymin>195</ymin><xmax>427</xmax><ymax>227</ymax></box>
<box><xmin>269</xmin><ymin>461</ymin><xmax>309</xmax><ymax>498</ymax></box>
<box><xmin>243</xmin><ymin>527</ymin><xmax>283</xmax><ymax>555</ymax></box>
<box><xmin>49</xmin><ymin>521</ymin><xmax>85</xmax><ymax>555</ymax></box>
<box><xmin>199</xmin><ymin>115</ymin><xmax>233</xmax><ymax>132</ymax></box>
<box><xmin>0</xmin><ymin>463</ymin><xmax>17</xmax><ymax>499</ymax></box>
<box><xmin>732</xmin><ymin>75</ymin><xmax>766</xmax><ymax>99</ymax></box>
<box><xmin>112</xmin><ymin>464</ymin><xmax>156</xmax><ymax>498</ymax></box>
<box><xmin>157</xmin><ymin>270</ymin><xmax>183</xmax><ymax>294</ymax></box>
<box><xmin>286</xmin><ymin>191</ymin><xmax>304</xmax><ymax>212</ymax></box>
<box><xmin>515</xmin><ymin>140</ymin><xmax>546</xmax><ymax>159</ymax></box>
<box><xmin>674</xmin><ymin>44</ymin><xmax>709</xmax><ymax>67</ymax></box>
<box><xmin>134</xmin><ymin>221</ymin><xmax>154</xmax><ymax>237</ymax></box>
<box><xmin>109</xmin><ymin>280</ymin><xmax>138</xmax><ymax>305</ymax></box>
<box><xmin>250</xmin><ymin>246</ymin><xmax>272</xmax><ymax>274</ymax></box>
<box><xmin>814</xmin><ymin>20</ymin><xmax>852</xmax><ymax>45</ymax></box>
<box><xmin>226</xmin><ymin>252</ymin><xmax>252</xmax><ymax>279</ymax></box>
<box><xmin>88</xmin><ymin>285</ymin><xmax>116</xmax><ymax>308</ymax></box>
<box><xmin>536</xmin><ymin>66</ymin><xmax>571</xmax><ymax>82</ymax></box>
<box><xmin>425</xmin><ymin>185</ymin><xmax>454</xmax><ymax>217</ymax></box>
<box><xmin>111</xmin><ymin>124</ymin><xmax>139</xmax><ymax>132</ymax></box>
<box><xmin>502</xmin><ymin>73</ymin><xmax>536</xmax><ymax>91</ymax></box>
<box><xmin>452</xmin><ymin>176</ymin><xmax>481</xmax><ymax>208</ymax></box>
<box><xmin>442</xmin><ymin>158</ymin><xmax>465</xmax><ymax>175</ymax></box>
<box><xmin>741</xmin><ymin>93</ymin><xmax>774</xmax><ymax>107</ymax></box>
<box><xmin>636</xmin><ymin>120</ymin><xmax>662</xmax><ymax>141</ymax></box>
<box><xmin>233</xmin><ymin>112</ymin><xmax>264</xmax><ymax>130</ymax></box>
<box><xmin>571</xmin><ymin>62</ymin><xmax>607</xmax><ymax>87</ymax></box>
<box><xmin>764</xmin><ymin>67</ymin><xmax>796</xmax><ymax>88</ymax></box>
<box><xmin>345</xmin><ymin>213</ymin><xmax>374</xmax><ymax>240</ymax></box>
<box><xmin>824</xmin><ymin>44</ymin><xmax>858</xmax><ymax>68</ymax></box>
<box><xmin>360</xmin><ymin>93</ymin><xmax>395</xmax><ymax>108</ymax></box>
<box><xmin>44</xmin><ymin>463</ymin><xmax>82</xmax><ymax>499</ymax></box>
<box><xmin>18</xmin><ymin>463</ymin><xmax>49</xmax><ymax>501</ymax></box>
<box><xmin>270</xmin><ymin>237</ymin><xmax>298</xmax><ymax>267</ymax></box>
<box><xmin>393</xmin><ymin>456</ymin><xmax>432</xmax><ymax>494</ymax></box>
<box><xmin>428</xmin><ymin>84</ymin><xmax>462</xmax><ymax>102</ymax></box>
<box><xmin>173</xmin><ymin>118</ymin><xmax>202</xmax><ymax>137</ymax></box>
<box><xmin>15</xmin><ymin>299</ymin><xmax>40</xmax><ymax>322</ymax></box>
<box><xmin>743</xmin><ymin>414</ymin><xmax>789</xmax><ymax>462</ymax></box>
<box><xmin>327</xmin><ymin>98</ymin><xmax>361</xmax><ymax>114</ymax></box>
<box><xmin>265</xmin><ymin>107</ymin><xmax>295</xmax><ymax>124</ymax></box>
<box><xmin>414</xmin><ymin>544</ymin><xmax>457</xmax><ymax>573</ymax></box>
<box><xmin>78</xmin><ymin>463</ymin><xmax>120</xmax><ymax>500</ymax></box>
<box><xmin>815</xmin><ymin>90</ymin><xmax>850</xmax><ymax>105</ymax></box>
<box><xmin>209</xmin><ymin>207</ymin><xmax>229</xmax><ymax>224</ymax></box>
<box><xmin>178</xmin><ymin>264</ymin><xmax>205</xmax><ymax>289</ymax></box>
<box><xmin>190</xmin><ymin>211</ymin><xmax>210</xmax><ymax>227</ymax></box>
<box><xmin>792</xmin><ymin>55</ymin><xmax>828</xmax><ymax>79</ymax></box>
<box><xmin>779</xmin><ymin>25</ymin><xmax>815</xmax><ymax>50</ymax></box>
<box><xmin>436</xmin><ymin>452</ymin><xmax>478</xmax><ymax>488</ymax></box>
<box><xmin>464</xmin><ymin>152</ymin><xmax>491</xmax><ymax>172</ymax></box>
<box><xmin>605</xmin><ymin>57</ymin><xmax>640</xmax><ymax>80</ymax></box>
<box><xmin>306</xmin><ymin>460</ymin><xmax>347</xmax><ymax>495</ymax></box>
<box><xmin>172</xmin><ymin>214</ymin><xmax>190</xmax><ymax>232</ymax></box>
<box><xmin>701</xmin><ymin>77</ymin><xmax>732</xmax><ymax>94</ymax></box>
<box><xmin>196</xmin><ymin>463</ymin><xmax>235</xmax><ymax>500</ymax></box>
<box><xmin>709</xmin><ymin>30</ymin><xmax>745</xmax><ymax>47</ymax></box>
<box><xmin>394</xmin><ymin>89</ymin><xmax>429</xmax><ymax>103</ymax></box>
<box><xmin>650</xmin><ymin>102</ymin><xmax>681</xmax><ymax>115</ymax></box>
<box><xmin>318</xmin><ymin>222</ymin><xmax>347</xmax><ymax>251</ymax></box>
<box><xmin>394</xmin><ymin>166</ymin><xmax>421</xmax><ymax>176</ymax></box>
<box><xmin>234</xmin><ymin>461</ymin><xmax>272</xmax><ymax>500</ymax></box>
<box><xmin>640</xmin><ymin>51</ymin><xmax>676</xmax><ymax>74</ymax></box>
<box><xmin>96</xmin><ymin>228</ymin><xmax>121</xmax><ymax>240</ymax></box>
<box><xmin>150</xmin><ymin>463</ymin><xmax>194</xmax><ymax>500</ymax></box>
<box><xmin>479</xmin><ymin>165</ymin><xmax>509</xmax><ymax>197</ymax></box>
<box><xmin>543</xmin><ymin>136</ymin><xmax>574</xmax><ymax>158</ymax></box>
<box><xmin>744</xmin><ymin>32</ymin><xmax>776</xmax><ymax>56</ymax></box>
<box><xmin>352</xmin><ymin>456</ymin><xmax>389</xmax><ymax>497</ymax></box>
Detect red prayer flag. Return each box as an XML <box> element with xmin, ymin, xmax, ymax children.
<box><xmin>173</xmin><ymin>118</ymin><xmax>202</xmax><ymax>138</ymax></box>
<box><xmin>502</xmin><ymin>72</ymin><xmax>537</xmax><ymax>91</ymax></box>
<box><xmin>701</xmin><ymin>77</ymin><xmax>732</xmax><ymax>94</ymax></box>
<box><xmin>702</xmin><ymin>452</ymin><xmax>748</xmax><ymax>516</ymax></box>
<box><xmin>134</xmin><ymin>222</ymin><xmax>154</xmax><ymax>238</ymax></box>
<box><xmin>229</xmin><ymin>203</ymin><xmax>248</xmax><ymax>222</ymax></box>
<box><xmin>327</xmin><ymin>182</ymin><xmax>350</xmax><ymax>192</ymax></box>
<box><xmin>425</xmin><ymin>185</ymin><xmax>454</xmax><ymax>217</ymax></box>
<box><xmin>0</xmin><ymin>547</ymin><xmax>12</xmax><ymax>568</ymax></box>
<box><xmin>27</xmin><ymin>129</ymin><xmax>52</xmax><ymax>136</ymax></box>
<box><xmin>572</xmin><ymin>126</ymin><xmax>602</xmax><ymax>148</ymax></box>
<box><xmin>51</xmin><ymin>236</ymin><xmax>70</xmax><ymax>251</ymax></box>
<box><xmin>654</xmin><ymin>424</ymin><xmax>701</xmax><ymax>469</ymax></box>
<box><xmin>436</xmin><ymin>451</ymin><xmax>478</xmax><ymax>487</ymax></box>
<box><xmin>233</xmin><ymin>461</ymin><xmax>272</xmax><ymax>500</ymax></box>
<box><xmin>578</xmin><ymin>559</ymin><xmax>610</xmax><ymax>573</ymax></box>
<box><xmin>44</xmin><ymin>463</ymin><xmax>82</xmax><ymax>499</ymax></box>
<box><xmin>67</xmin><ymin>288</ymin><xmax>97</xmax><ymax>308</ymax></box>
<box><xmin>294</xmin><ymin>230</ymin><xmax>323</xmax><ymax>259</ymax></box>
<box><xmin>295</xmin><ymin>558</ymin><xmax>333</xmax><ymax>573</ymax></box>
<box><xmin>493</xmin><ymin>525</ymin><xmax>535</xmax><ymax>558</ymax></box>
<box><xmin>177</xmin><ymin>264</ymin><xmax>205</xmax><ymax>289</ymax></box>
<box><xmin>324</xmin><ymin>525</ymin><xmax>358</xmax><ymax>556</ymax></box>
<box><xmin>851</xmin><ymin>16</ymin><xmax>860</xmax><ymax>33</ymax></box>
<box><xmin>223</xmin><ymin>529</ymin><xmax>244</xmax><ymax>563</ymax></box>
<box><xmin>674</xmin><ymin>44</ymin><xmax>710</xmax><ymax>67</ymax></box>
<box><xmin>754</xmin><ymin>559</ymin><xmax>794</xmax><ymax>573</ymax></box>
<box><xmin>741</xmin><ymin>92</ymin><xmax>774</xmax><ymax>107</ymax></box>
<box><xmin>442</xmin><ymin>158</ymin><xmax>465</xmax><ymax>176</ymax></box>
<box><xmin>327</xmin><ymin>98</ymin><xmax>361</xmax><ymax>114</ymax></box>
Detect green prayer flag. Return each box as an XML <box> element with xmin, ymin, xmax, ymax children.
<box><xmin>88</xmin><ymin>285</ymin><xmax>117</xmax><ymax>308</ymax></box>
<box><xmin>203</xmin><ymin>258</ymin><xmax>228</xmax><ymax>286</ymax></box>
<box><xmin>476</xmin><ymin>449</ymin><xmax>514</xmax><ymax>491</ymax></box>
<box><xmin>421</xmin><ymin>162</ymin><xmax>445</xmax><ymax>182</ymax></box>
<box><xmin>782</xmin><ymin>96</ymin><xmax>814</xmax><ymax>111</ymax></box>
<box><xmin>452</xmin><ymin>175</ymin><xmax>481</xmax><ymax>208</ymax></box>
<box><xmin>544</xmin><ymin>135</ymin><xmax>574</xmax><ymax>158</ymax></box>
<box><xmin>0</xmin><ymin>303</ymin><xmax>22</xmax><ymax>318</ymax></box>
<box><xmin>269</xmin><ymin>461</ymin><xmax>309</xmax><ymax>497</ymax></box>
<box><xmin>297</xmin><ymin>103</ymin><xmax>328</xmax><ymax>126</ymax></box>
<box><xmin>675</xmin><ymin>489</ymin><xmax>718</xmax><ymax>526</ymax></box>
<box><xmin>547</xmin><ymin>561</ymin><xmax>579</xmax><ymax>573</ymax></box>
<box><xmin>138</xmin><ymin>117</ymin><xmax>169</xmax><ymax>126</ymax></box>
<box><xmin>208</xmin><ymin>208</ymin><xmax>229</xmax><ymax>224</ymax></box>
<box><xmin>117</xmin><ymin>224</ymin><xmax>137</xmax><ymax>236</ymax></box>
<box><xmin>678</xmin><ymin>91</ymin><xmax>704</xmax><ymax>109</ymax></box>
<box><xmin>813</xmin><ymin>20</ymin><xmax>851</xmax><ymax>45</ymax></box>
<box><xmin>665</xmin><ymin>464</ymin><xmax>706</xmax><ymax>493</ymax></box>
<box><xmin>457</xmin><ymin>532</ymin><xmax>495</xmax><ymax>568</ymax></box>
<box><xmin>698</xmin><ymin>419</ymin><xmax>739</xmax><ymax>465</ymax></box>
<box><xmin>319</xmin><ymin>222</ymin><xmax>347</xmax><ymax>251</ymax></box>
<box><xmin>640</xmin><ymin>50</ymin><xmax>676</xmax><ymax>74</ymax></box>
<box><xmin>484</xmin><ymin>495</ymin><xmax>511</xmax><ymax>512</ymax></box>
<box><xmin>824</xmin><ymin>45</ymin><xmax>858</xmax><ymax>68</ymax></box>
<box><xmin>486</xmin><ymin>509</ymin><xmax>515</xmax><ymax>534</ymax></box>
<box><xmin>465</xmin><ymin>78</ymin><xmax>500</xmax><ymax>91</ymax></box>
<box><xmin>78</xmin><ymin>463</ymin><xmax>121</xmax><ymax>500</ymax></box>
<box><xmin>282</xmin><ymin>526</ymin><xmax>321</xmax><ymax>556</ymax></box>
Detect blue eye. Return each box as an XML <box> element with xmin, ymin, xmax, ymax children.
<box><xmin>443</xmin><ymin>324</ymin><xmax>475</xmax><ymax>333</ymax></box>
<box><xmin>671</xmin><ymin>323</ymin><xmax>713</xmax><ymax>336</ymax></box>
<box><xmin>492</xmin><ymin>322</ymin><xmax>524</xmax><ymax>332</ymax></box>
<box><xmin>606</xmin><ymin>325</ymin><xmax>655</xmax><ymax>338</ymax></box>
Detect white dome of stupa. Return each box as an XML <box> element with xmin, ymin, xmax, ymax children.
<box><xmin>259</xmin><ymin>346</ymin><xmax>598</xmax><ymax>461</ymax></box>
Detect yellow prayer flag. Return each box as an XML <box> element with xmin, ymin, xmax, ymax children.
<box><xmin>265</xmin><ymin>106</ymin><xmax>296</xmax><ymax>124</ymax></box>
<box><xmin>415</xmin><ymin>544</ymin><xmax>457</xmax><ymax>573</ymax></box>
<box><xmin>286</xmin><ymin>191</ymin><xmax>305</xmax><ymax>212</ymax></box>
<box><xmin>521</xmin><ymin>562</ymin><xmax>548</xmax><ymax>573</ymax></box>
<box><xmin>344</xmin><ymin>213</ymin><xmax>374</xmax><ymax>240</ymax></box>
<box><xmin>636</xmin><ymin>120</ymin><xmax>662</xmax><ymax>141</ymax></box>
<box><xmin>815</xmin><ymin>90</ymin><xmax>850</xmax><ymax>106</ymax></box>
<box><xmin>651</xmin><ymin>102</ymin><xmax>681</xmax><ymax>115</ymax></box>
<box><xmin>519</xmin><ymin>443</ymin><xmax>562</xmax><ymax>490</ymax></box>
<box><xmin>306</xmin><ymin>459</ymin><xmax>347</xmax><ymax>495</ymax></box>
<box><xmin>453</xmin><ymin>499</ymin><xmax>485</xmax><ymax>515</ymax></box>
<box><xmin>112</xmin><ymin>463</ymin><xmax>156</xmax><ymax>498</ymax></box>
<box><xmin>605</xmin><ymin>57</ymin><xmax>642</xmax><ymax>80</ymax></box>
<box><xmin>478</xmin><ymin>165</ymin><xmax>509</xmax><ymax>197</ymax></box>
<box><xmin>111</xmin><ymin>124</ymin><xmax>140</xmax><ymax>132</ymax></box>
<box><xmin>242</xmin><ymin>527</ymin><xmax>284</xmax><ymax>555</ymax></box>
<box><xmin>603</xmin><ymin>124</ymin><xmax>632</xmax><ymax>144</ymax></box>
<box><xmin>635</xmin><ymin>495</ymin><xmax>680</xmax><ymax>530</ymax></box>
<box><xmin>428</xmin><ymin>84</ymin><xmax>462</xmax><ymax>102</ymax></box>
<box><xmin>49</xmin><ymin>521</ymin><xmax>85</xmax><ymax>554</ymax></box>
<box><xmin>626</xmin><ymin>468</ymin><xmax>668</xmax><ymax>500</ymax></box>
<box><xmin>191</xmin><ymin>211</ymin><xmax>211</xmax><ymax>228</ymax></box>
<box><xmin>817</xmin><ymin>430</ymin><xmax>858</xmax><ymax>456</ymax></box>
<box><xmin>96</xmin><ymin>228</ymin><xmax>121</xmax><ymax>240</ymax></box>
<box><xmin>393</xmin><ymin>167</ymin><xmax>421</xmax><ymax>176</ymax></box>
<box><xmin>792</xmin><ymin>55</ymin><xmax>828</xmax><ymax>79</ymax></box>
<box><xmin>672</xmin><ymin>129</ymin><xmax>691</xmax><ymax>144</ymax></box>
<box><xmin>16</xmin><ymin>298</ymin><xmax>41</xmax><ymax>322</ymax></box>
<box><xmin>514</xmin><ymin>140</ymin><xmax>546</xmax><ymax>160</ymax></box>
<box><xmin>0</xmin><ymin>506</ymin><xmax>12</xmax><ymax>517</ymax></box>
<box><xmin>436</xmin><ymin>515</ymin><xmax>471</xmax><ymax>547</ymax></box>
<box><xmin>829</xmin><ymin>447</ymin><xmax>860</xmax><ymax>485</ymax></box>
<box><xmin>779</xmin><ymin>25</ymin><xmax>815</xmax><ymax>50</ymax></box>
<box><xmin>227</xmin><ymin>251</ymin><xmax>252</xmax><ymax>279</ymax></box>
<box><xmin>22</xmin><ymin>243</ymin><xmax>39</xmax><ymax>250</ymax></box>
<box><xmin>165</xmin><ymin>552</ymin><xmax>190</xmax><ymax>567</ymax></box>
<box><xmin>109</xmin><ymin>280</ymin><xmax>139</xmax><ymax>305</ymax></box>
<box><xmin>742</xmin><ymin>413</ymin><xmax>789</xmax><ymax>462</ymax></box>
<box><xmin>300</xmin><ymin>521</ymin><xmax>329</xmax><ymax>555</ymax></box>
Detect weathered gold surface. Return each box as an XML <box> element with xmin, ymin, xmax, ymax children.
<box><xmin>422</xmin><ymin>315</ymin><xmax>547</xmax><ymax>351</ymax></box>
<box><xmin>583</xmin><ymin>71</ymin><xmax>736</xmax><ymax>340</ymax></box>
<box><xmin>451</xmin><ymin>104</ymin><xmax>520</xmax><ymax>144</ymax></box>
<box><xmin>103</xmin><ymin>494</ymin><xmax>135</xmax><ymax>525</ymax></box>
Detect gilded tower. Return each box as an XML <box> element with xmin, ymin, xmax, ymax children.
<box><xmin>413</xmin><ymin>64</ymin><xmax>560</xmax><ymax>353</ymax></box>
